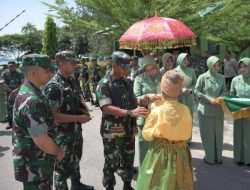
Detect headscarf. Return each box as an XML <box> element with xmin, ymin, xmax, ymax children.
<box><xmin>177</xmin><ymin>53</ymin><xmax>188</xmax><ymax>68</ymax></box>
<box><xmin>207</xmin><ymin>56</ymin><xmax>220</xmax><ymax>70</ymax></box>
<box><xmin>162</xmin><ymin>53</ymin><xmax>173</xmax><ymax>67</ymax></box>
<box><xmin>161</xmin><ymin>70</ymin><xmax>184</xmax><ymax>99</ymax></box>
<box><xmin>238</xmin><ymin>57</ymin><xmax>250</xmax><ymax>78</ymax></box>
<box><xmin>138</xmin><ymin>56</ymin><xmax>157</xmax><ymax>70</ymax></box>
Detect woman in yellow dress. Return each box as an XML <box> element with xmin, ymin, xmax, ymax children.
<box><xmin>136</xmin><ymin>70</ymin><xmax>193</xmax><ymax>190</ymax></box>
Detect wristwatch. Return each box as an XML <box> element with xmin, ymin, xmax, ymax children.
<box><xmin>126</xmin><ymin>110</ymin><xmax>132</xmax><ymax>117</ymax></box>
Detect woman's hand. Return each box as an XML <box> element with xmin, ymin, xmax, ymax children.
<box><xmin>209</xmin><ymin>98</ymin><xmax>220</xmax><ymax>105</ymax></box>
<box><xmin>145</xmin><ymin>94</ymin><xmax>161</xmax><ymax>103</ymax></box>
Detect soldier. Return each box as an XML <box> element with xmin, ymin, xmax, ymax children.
<box><xmin>43</xmin><ymin>51</ymin><xmax>94</xmax><ymax>190</ymax></box>
<box><xmin>12</xmin><ymin>54</ymin><xmax>65</xmax><ymax>190</ymax></box>
<box><xmin>81</xmin><ymin>58</ymin><xmax>94</xmax><ymax>103</ymax></box>
<box><xmin>129</xmin><ymin>56</ymin><xmax>141</xmax><ymax>82</ymax></box>
<box><xmin>90</xmin><ymin>57</ymin><xmax>101</xmax><ymax>106</ymax></box>
<box><xmin>105</xmin><ymin>56</ymin><xmax>112</xmax><ymax>76</ymax></box>
<box><xmin>96</xmin><ymin>51</ymin><xmax>148</xmax><ymax>190</ymax></box>
<box><xmin>1</xmin><ymin>61</ymin><xmax>23</xmax><ymax>130</ymax></box>
<box><xmin>190</xmin><ymin>47</ymin><xmax>208</xmax><ymax>78</ymax></box>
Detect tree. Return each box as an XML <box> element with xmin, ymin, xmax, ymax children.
<box><xmin>42</xmin><ymin>16</ymin><xmax>58</xmax><ymax>58</ymax></box>
<box><xmin>200</xmin><ymin>0</ymin><xmax>250</xmax><ymax>59</ymax></box>
<box><xmin>0</xmin><ymin>23</ymin><xmax>42</xmax><ymax>58</ymax></box>
<box><xmin>43</xmin><ymin>0</ymin><xmax>219</xmax><ymax>55</ymax></box>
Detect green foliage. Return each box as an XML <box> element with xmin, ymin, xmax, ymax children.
<box><xmin>200</xmin><ymin>0</ymin><xmax>250</xmax><ymax>57</ymax></box>
<box><xmin>42</xmin><ymin>16</ymin><xmax>58</xmax><ymax>58</ymax></box>
<box><xmin>0</xmin><ymin>23</ymin><xmax>42</xmax><ymax>58</ymax></box>
<box><xmin>43</xmin><ymin>0</ymin><xmax>249</xmax><ymax>57</ymax></box>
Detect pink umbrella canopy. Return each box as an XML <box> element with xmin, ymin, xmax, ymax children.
<box><xmin>119</xmin><ymin>16</ymin><xmax>196</xmax><ymax>51</ymax></box>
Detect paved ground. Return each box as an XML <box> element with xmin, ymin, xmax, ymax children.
<box><xmin>0</xmin><ymin>103</ymin><xmax>250</xmax><ymax>190</ymax></box>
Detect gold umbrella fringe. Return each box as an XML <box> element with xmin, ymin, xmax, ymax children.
<box><xmin>218</xmin><ymin>98</ymin><xmax>250</xmax><ymax>120</ymax></box>
<box><xmin>119</xmin><ymin>38</ymin><xmax>196</xmax><ymax>51</ymax></box>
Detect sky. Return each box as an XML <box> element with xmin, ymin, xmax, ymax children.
<box><xmin>0</xmin><ymin>0</ymin><xmax>74</xmax><ymax>36</ymax></box>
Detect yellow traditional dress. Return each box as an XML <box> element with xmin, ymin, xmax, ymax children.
<box><xmin>136</xmin><ymin>100</ymin><xmax>193</xmax><ymax>190</ymax></box>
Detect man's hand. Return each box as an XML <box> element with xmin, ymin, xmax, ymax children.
<box><xmin>131</xmin><ymin>107</ymin><xmax>148</xmax><ymax>117</ymax></box>
<box><xmin>77</xmin><ymin>114</ymin><xmax>92</xmax><ymax>123</ymax></box>
<box><xmin>182</xmin><ymin>88</ymin><xmax>192</xmax><ymax>95</ymax></box>
<box><xmin>56</xmin><ymin>148</ymin><xmax>65</xmax><ymax>161</ymax></box>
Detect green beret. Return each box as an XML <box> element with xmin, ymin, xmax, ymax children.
<box><xmin>55</xmin><ymin>51</ymin><xmax>80</xmax><ymax>64</ymax></box>
<box><xmin>21</xmin><ymin>54</ymin><xmax>55</xmax><ymax>71</ymax></box>
<box><xmin>138</xmin><ymin>57</ymin><xmax>156</xmax><ymax>69</ymax></box>
<box><xmin>111</xmin><ymin>51</ymin><xmax>131</xmax><ymax>70</ymax></box>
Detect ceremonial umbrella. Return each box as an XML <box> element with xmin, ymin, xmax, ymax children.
<box><xmin>119</xmin><ymin>16</ymin><xmax>196</xmax><ymax>54</ymax></box>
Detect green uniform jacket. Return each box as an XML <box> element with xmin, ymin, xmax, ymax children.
<box><xmin>12</xmin><ymin>82</ymin><xmax>55</xmax><ymax>182</ymax></box>
<box><xmin>195</xmin><ymin>71</ymin><xmax>227</xmax><ymax>116</ymax></box>
<box><xmin>230</xmin><ymin>75</ymin><xmax>250</xmax><ymax>97</ymax></box>
<box><xmin>175</xmin><ymin>65</ymin><xmax>197</xmax><ymax>109</ymax></box>
<box><xmin>133</xmin><ymin>73</ymin><xmax>161</xmax><ymax>126</ymax></box>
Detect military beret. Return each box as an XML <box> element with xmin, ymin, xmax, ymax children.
<box><xmin>21</xmin><ymin>54</ymin><xmax>55</xmax><ymax>71</ymax></box>
<box><xmin>111</xmin><ymin>51</ymin><xmax>131</xmax><ymax>70</ymax></box>
<box><xmin>55</xmin><ymin>51</ymin><xmax>80</xmax><ymax>64</ymax></box>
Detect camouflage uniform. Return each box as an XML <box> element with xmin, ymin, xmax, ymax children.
<box><xmin>1</xmin><ymin>65</ymin><xmax>23</xmax><ymax>127</ymax></box>
<box><xmin>43</xmin><ymin>71</ymin><xmax>85</xmax><ymax>190</ymax></box>
<box><xmin>105</xmin><ymin>65</ymin><xmax>112</xmax><ymax>77</ymax></box>
<box><xmin>91</xmin><ymin>63</ymin><xmax>101</xmax><ymax>99</ymax></box>
<box><xmin>12</xmin><ymin>55</ymin><xmax>56</xmax><ymax>190</ymax></box>
<box><xmin>190</xmin><ymin>55</ymin><xmax>208</xmax><ymax>78</ymax></box>
<box><xmin>82</xmin><ymin>64</ymin><xmax>93</xmax><ymax>102</ymax></box>
<box><xmin>96</xmin><ymin>52</ymin><xmax>138</xmax><ymax>189</ymax></box>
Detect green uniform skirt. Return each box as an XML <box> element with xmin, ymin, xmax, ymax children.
<box><xmin>136</xmin><ymin>138</ymin><xmax>193</xmax><ymax>190</ymax></box>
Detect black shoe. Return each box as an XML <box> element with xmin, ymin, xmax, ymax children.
<box><xmin>236</xmin><ymin>162</ymin><xmax>244</xmax><ymax>166</ymax></box>
<box><xmin>71</xmin><ymin>182</ymin><xmax>94</xmax><ymax>190</ymax></box>
<box><xmin>91</xmin><ymin>101</ymin><xmax>95</xmax><ymax>105</ymax></box>
<box><xmin>123</xmin><ymin>181</ymin><xmax>134</xmax><ymax>190</ymax></box>
<box><xmin>5</xmin><ymin>124</ymin><xmax>12</xmax><ymax>130</ymax></box>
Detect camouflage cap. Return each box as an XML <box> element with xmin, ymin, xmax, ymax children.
<box><xmin>111</xmin><ymin>51</ymin><xmax>131</xmax><ymax>70</ymax></box>
<box><xmin>8</xmin><ymin>61</ymin><xmax>17</xmax><ymax>65</ymax></box>
<box><xmin>21</xmin><ymin>54</ymin><xmax>55</xmax><ymax>71</ymax></box>
<box><xmin>55</xmin><ymin>51</ymin><xmax>80</xmax><ymax>64</ymax></box>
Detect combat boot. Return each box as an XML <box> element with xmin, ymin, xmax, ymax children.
<box><xmin>123</xmin><ymin>181</ymin><xmax>134</xmax><ymax>190</ymax></box>
<box><xmin>70</xmin><ymin>179</ymin><xmax>94</xmax><ymax>190</ymax></box>
<box><xmin>105</xmin><ymin>183</ymin><xmax>114</xmax><ymax>190</ymax></box>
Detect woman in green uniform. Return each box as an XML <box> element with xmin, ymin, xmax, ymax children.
<box><xmin>0</xmin><ymin>66</ymin><xmax>7</xmax><ymax>122</ymax></box>
<box><xmin>175</xmin><ymin>53</ymin><xmax>197</xmax><ymax>141</ymax></box>
<box><xmin>230</xmin><ymin>57</ymin><xmax>250</xmax><ymax>166</ymax></box>
<box><xmin>133</xmin><ymin>56</ymin><xmax>161</xmax><ymax>166</ymax></box>
<box><xmin>194</xmin><ymin>56</ymin><xmax>227</xmax><ymax>164</ymax></box>
<box><xmin>160</xmin><ymin>52</ymin><xmax>174</xmax><ymax>76</ymax></box>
